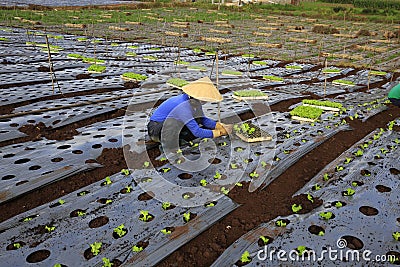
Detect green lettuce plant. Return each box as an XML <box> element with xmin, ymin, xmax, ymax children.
<box><xmin>90</xmin><ymin>242</ymin><xmax>102</xmax><ymax>256</ymax></box>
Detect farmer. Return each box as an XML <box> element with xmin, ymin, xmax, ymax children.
<box><xmin>388</xmin><ymin>82</ymin><xmax>400</xmax><ymax>107</ymax></box>
<box><xmin>147</xmin><ymin>76</ymin><xmax>232</xmax><ymax>153</ymax></box>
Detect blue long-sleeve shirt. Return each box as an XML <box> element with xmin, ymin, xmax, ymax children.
<box><xmin>150</xmin><ymin>94</ymin><xmax>216</xmax><ymax>138</ymax></box>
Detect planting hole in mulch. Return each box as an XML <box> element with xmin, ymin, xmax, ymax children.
<box><xmin>49</xmin><ymin>202</ymin><xmax>62</xmax><ymax>208</ymax></box>
<box><xmin>26</xmin><ymin>249</ymin><xmax>51</xmax><ymax>263</ymax></box>
<box><xmin>14</xmin><ymin>158</ymin><xmax>31</xmax><ymax>164</ymax></box>
<box><xmin>341</xmin><ymin>235</ymin><xmax>364</xmax><ymax>250</ymax></box>
<box><xmin>397</xmin><ymin>218</ymin><xmax>400</xmax><ymax>224</ymax></box>
<box><xmin>51</xmin><ymin>157</ymin><xmax>63</xmax><ymax>162</ymax></box>
<box><xmin>208</xmin><ymin>158</ymin><xmax>221</xmax><ymax>164</ymax></box>
<box><xmin>386</xmin><ymin>251</ymin><xmax>400</xmax><ymax>265</ymax></box>
<box><xmin>235</xmin><ymin>256</ymin><xmax>252</xmax><ymax>266</ymax></box>
<box><xmin>111</xmin><ymin>259</ymin><xmax>123</xmax><ymax>267</ymax></box>
<box><xmin>139</xmin><ymin>212</ymin><xmax>155</xmax><ymax>222</ymax></box>
<box><xmin>257</xmin><ymin>236</ymin><xmax>273</xmax><ymax>247</ymax></box>
<box><xmin>360</xmin><ymin>170</ymin><xmax>371</xmax><ymax>177</ymax></box>
<box><xmin>182</xmin><ymin>192</ymin><xmax>195</xmax><ymax>200</ymax></box>
<box><xmin>332</xmin><ymin>201</ymin><xmax>347</xmax><ymax>208</ymax></box>
<box><xmin>134</xmin><ymin>240</ymin><xmax>149</xmax><ymax>250</ymax></box>
<box><xmin>77</xmin><ymin>190</ymin><xmax>90</xmax><ymax>196</ymax></box>
<box><xmin>352</xmin><ymin>180</ymin><xmax>364</xmax><ymax>186</ymax></box>
<box><xmin>359</xmin><ymin>206</ymin><xmax>379</xmax><ymax>216</ymax></box>
<box><xmin>138</xmin><ymin>191</ymin><xmax>155</xmax><ymax>201</ymax></box>
<box><xmin>290</xmin><ymin>194</ymin><xmax>323</xmax><ymax>214</ymax></box>
<box><xmin>178</xmin><ymin>173</ymin><xmax>193</xmax><ymax>180</ymax></box>
<box><xmin>6</xmin><ymin>241</ymin><xmax>26</xmax><ymax>250</ymax></box>
<box><xmin>70</xmin><ymin>209</ymin><xmax>86</xmax><ymax>218</ymax></box>
<box><xmin>89</xmin><ymin>216</ymin><xmax>109</xmax><ymax>228</ymax></box>
<box><xmin>16</xmin><ymin>180</ymin><xmax>28</xmax><ymax>186</ymax></box>
<box><xmin>2</xmin><ymin>174</ymin><xmax>15</xmax><ymax>180</ymax></box>
<box><xmin>234</xmin><ymin>147</ymin><xmax>246</xmax><ymax>152</ymax></box>
<box><xmin>308</xmin><ymin>225</ymin><xmax>325</xmax><ymax>236</ymax></box>
<box><xmin>97</xmin><ymin>198</ymin><xmax>113</xmax><ymax>204</ymax></box>
<box><xmin>390</xmin><ymin>168</ymin><xmax>400</xmax><ymax>175</ymax></box>
<box><xmin>376</xmin><ymin>185</ymin><xmax>391</xmax><ymax>193</ymax></box>
<box><xmin>112</xmin><ymin>227</ymin><xmax>128</xmax><ymax>239</ymax></box>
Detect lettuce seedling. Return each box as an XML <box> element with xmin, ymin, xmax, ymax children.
<box><xmin>124</xmin><ymin>186</ymin><xmax>132</xmax><ymax>193</ymax></box>
<box><xmin>58</xmin><ymin>199</ymin><xmax>65</xmax><ymax>205</ymax></box>
<box><xmin>291</xmin><ymin>204</ymin><xmax>302</xmax><ymax>213</ymax></box>
<box><xmin>249</xmin><ymin>171</ymin><xmax>259</xmax><ymax>178</ymax></box>
<box><xmin>236</xmin><ymin>182</ymin><xmax>243</xmax><ymax>187</ymax></box>
<box><xmin>240</xmin><ymin>251</ymin><xmax>251</xmax><ymax>263</ymax></box>
<box><xmin>161</xmin><ymin>228</ymin><xmax>172</xmax><ymax>234</ymax></box>
<box><xmin>23</xmin><ymin>217</ymin><xmax>33</xmax><ymax>222</ymax></box>
<box><xmin>393</xmin><ymin>232</ymin><xmax>400</xmax><ymax>241</ymax></box>
<box><xmin>200</xmin><ymin>179</ymin><xmax>208</xmax><ymax>186</ymax></box>
<box><xmin>139</xmin><ymin>210</ymin><xmax>153</xmax><ymax>222</ymax></box>
<box><xmin>132</xmin><ymin>245</ymin><xmax>144</xmax><ymax>252</ymax></box>
<box><xmin>104</xmin><ymin>177</ymin><xmax>112</xmax><ymax>185</ymax></box>
<box><xmin>230</xmin><ymin>163</ymin><xmax>238</xmax><ymax>169</ymax></box>
<box><xmin>343</xmin><ymin>188</ymin><xmax>355</xmax><ymax>196</ymax></box>
<box><xmin>205</xmin><ymin>202</ymin><xmax>215</xmax><ymax>207</ymax></box>
<box><xmin>297</xmin><ymin>246</ymin><xmax>307</xmax><ymax>256</ymax></box>
<box><xmin>90</xmin><ymin>242</ymin><xmax>102</xmax><ymax>256</ymax></box>
<box><xmin>336</xmin><ymin>165</ymin><xmax>344</xmax><ymax>172</ymax></box>
<box><xmin>307</xmin><ymin>194</ymin><xmax>314</xmax><ymax>203</ymax></box>
<box><xmin>54</xmin><ymin>264</ymin><xmax>62</xmax><ymax>267</ymax></box>
<box><xmin>354</xmin><ymin>149</ymin><xmax>363</xmax><ymax>157</ymax></box>
<box><xmin>113</xmin><ymin>224</ymin><xmax>127</xmax><ymax>238</ymax></box>
<box><xmin>214</xmin><ymin>171</ymin><xmax>222</xmax><ymax>179</ymax></box>
<box><xmin>105</xmin><ymin>199</ymin><xmax>113</xmax><ymax>204</ymax></box>
<box><xmin>162</xmin><ymin>202</ymin><xmax>171</xmax><ymax>210</ymax></box>
<box><xmin>335</xmin><ymin>201</ymin><xmax>343</xmax><ymax>208</ymax></box>
<box><xmin>276</xmin><ymin>219</ymin><xmax>287</xmax><ymax>227</ymax></box>
<box><xmin>13</xmin><ymin>243</ymin><xmax>22</xmax><ymax>249</ymax></box>
<box><xmin>183</xmin><ymin>212</ymin><xmax>191</xmax><ymax>223</ymax></box>
<box><xmin>102</xmin><ymin>257</ymin><xmax>113</xmax><ymax>267</ymax></box>
<box><xmin>312</xmin><ymin>184</ymin><xmax>321</xmax><ymax>191</ymax></box>
<box><xmin>319</xmin><ymin>211</ymin><xmax>333</xmax><ymax>220</ymax></box>
<box><xmin>221</xmin><ymin>187</ymin><xmax>229</xmax><ymax>195</ymax></box>
<box><xmin>161</xmin><ymin>168</ymin><xmax>171</xmax><ymax>173</ymax></box>
<box><xmin>45</xmin><ymin>225</ymin><xmax>56</xmax><ymax>232</ymax></box>
<box><xmin>261</xmin><ymin>161</ymin><xmax>268</xmax><ymax>168</ymax></box>
<box><xmin>121</xmin><ymin>169</ymin><xmax>130</xmax><ymax>175</ymax></box>
<box><xmin>344</xmin><ymin>157</ymin><xmax>352</xmax><ymax>164</ymax></box>
<box><xmin>318</xmin><ymin>231</ymin><xmax>325</xmax><ymax>236</ymax></box>
<box><xmin>323</xmin><ymin>173</ymin><xmax>330</xmax><ymax>181</ymax></box>
<box><xmin>259</xmin><ymin>236</ymin><xmax>269</xmax><ymax>245</ymax></box>
<box><xmin>143</xmin><ymin>161</ymin><xmax>150</xmax><ymax>168</ymax></box>
<box><xmin>77</xmin><ymin>211</ymin><xmax>86</xmax><ymax>216</ymax></box>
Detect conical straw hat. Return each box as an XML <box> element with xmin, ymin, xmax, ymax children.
<box><xmin>182</xmin><ymin>76</ymin><xmax>223</xmax><ymax>102</ymax></box>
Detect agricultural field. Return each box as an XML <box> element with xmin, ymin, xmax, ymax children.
<box><xmin>0</xmin><ymin>1</ymin><xmax>399</xmax><ymax>266</ymax></box>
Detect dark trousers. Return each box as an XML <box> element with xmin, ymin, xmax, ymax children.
<box><xmin>147</xmin><ymin>119</ymin><xmax>196</xmax><ymax>151</ymax></box>
<box><xmin>389</xmin><ymin>98</ymin><xmax>400</xmax><ymax>107</ymax></box>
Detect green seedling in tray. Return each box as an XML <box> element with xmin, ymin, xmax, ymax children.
<box><xmin>343</xmin><ymin>188</ymin><xmax>355</xmax><ymax>196</ymax></box>
<box><xmin>275</xmin><ymin>219</ymin><xmax>287</xmax><ymax>227</ymax></box>
<box><xmin>45</xmin><ymin>225</ymin><xmax>56</xmax><ymax>232</ymax></box>
<box><xmin>307</xmin><ymin>194</ymin><xmax>314</xmax><ymax>203</ymax></box>
<box><xmin>183</xmin><ymin>212</ymin><xmax>191</xmax><ymax>223</ymax></box>
<box><xmin>200</xmin><ymin>179</ymin><xmax>208</xmax><ymax>186</ymax></box>
<box><xmin>87</xmin><ymin>64</ymin><xmax>106</xmax><ymax>73</ymax></box>
<box><xmin>259</xmin><ymin>236</ymin><xmax>269</xmax><ymax>245</ymax></box>
<box><xmin>297</xmin><ymin>246</ymin><xmax>307</xmax><ymax>256</ymax></box>
<box><xmin>335</xmin><ymin>201</ymin><xmax>343</xmax><ymax>208</ymax></box>
<box><xmin>121</xmin><ymin>169</ymin><xmax>130</xmax><ymax>175</ymax></box>
<box><xmin>161</xmin><ymin>228</ymin><xmax>172</xmax><ymax>234</ymax></box>
<box><xmin>302</xmin><ymin>99</ymin><xmax>343</xmax><ymax>109</ymax></box>
<box><xmin>233</xmin><ymin>90</ymin><xmax>267</xmax><ymax>98</ymax></box>
<box><xmin>162</xmin><ymin>202</ymin><xmax>172</xmax><ymax>210</ymax></box>
<box><xmin>253</xmin><ymin>60</ymin><xmax>268</xmax><ymax>66</ymax></box>
<box><xmin>221</xmin><ymin>70</ymin><xmax>242</xmax><ymax>76</ymax></box>
<box><xmin>263</xmin><ymin>75</ymin><xmax>284</xmax><ymax>81</ymax></box>
<box><xmin>290</xmin><ymin>105</ymin><xmax>323</xmax><ymax>120</ymax></box>
<box><xmin>166</xmin><ymin>78</ymin><xmax>189</xmax><ymax>88</ymax></box>
<box><xmin>214</xmin><ymin>171</ymin><xmax>222</xmax><ymax>179</ymax></box>
<box><xmin>332</xmin><ymin>79</ymin><xmax>355</xmax><ymax>85</ymax></box>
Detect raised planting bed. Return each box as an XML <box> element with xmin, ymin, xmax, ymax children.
<box><xmin>232</xmin><ymin>90</ymin><xmax>268</xmax><ymax>101</ymax></box>
<box><xmin>166</xmin><ymin>78</ymin><xmax>189</xmax><ymax>89</ymax></box>
<box><xmin>120</xmin><ymin>72</ymin><xmax>147</xmax><ymax>82</ymax></box>
<box><xmin>302</xmin><ymin>99</ymin><xmax>343</xmax><ymax>112</ymax></box>
<box><xmin>87</xmin><ymin>64</ymin><xmax>106</xmax><ymax>74</ymax></box>
<box><xmin>290</xmin><ymin>105</ymin><xmax>323</xmax><ymax>122</ymax></box>
<box><xmin>332</xmin><ymin>79</ymin><xmax>355</xmax><ymax>86</ymax></box>
<box><xmin>234</xmin><ymin>122</ymin><xmax>272</xmax><ymax>143</ymax></box>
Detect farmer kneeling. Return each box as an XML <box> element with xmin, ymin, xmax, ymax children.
<box><xmin>147</xmin><ymin>77</ymin><xmax>232</xmax><ymax>155</ymax></box>
<box><xmin>388</xmin><ymin>82</ymin><xmax>400</xmax><ymax>107</ymax></box>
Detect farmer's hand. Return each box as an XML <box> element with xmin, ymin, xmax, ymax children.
<box><xmin>212</xmin><ymin>129</ymin><xmax>223</xmax><ymax>138</ymax></box>
<box><xmin>216</xmin><ymin>122</ymin><xmax>232</xmax><ymax>135</ymax></box>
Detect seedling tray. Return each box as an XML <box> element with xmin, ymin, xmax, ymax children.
<box><xmin>232</xmin><ymin>94</ymin><xmax>269</xmax><ymax>101</ymax></box>
<box><xmin>291</xmin><ymin>115</ymin><xmax>319</xmax><ymax>122</ymax></box>
<box><xmin>302</xmin><ymin>103</ymin><xmax>340</xmax><ymax>112</ymax></box>
<box><xmin>235</xmin><ymin>123</ymin><xmax>273</xmax><ymax>143</ymax></box>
